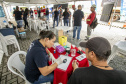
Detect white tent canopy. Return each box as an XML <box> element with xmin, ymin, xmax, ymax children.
<box><xmin>0</xmin><ymin>0</ymin><xmax>93</xmax><ymax>4</ymax></box>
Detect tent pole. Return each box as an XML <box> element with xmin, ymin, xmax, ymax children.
<box><xmin>109</xmin><ymin>0</ymin><xmax>119</xmax><ymax>29</ymax></box>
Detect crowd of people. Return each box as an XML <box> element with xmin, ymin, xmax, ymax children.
<box><xmin>13</xmin><ymin>6</ymin><xmax>50</xmax><ymax>29</ymax></box>
<box><xmin>12</xmin><ymin>4</ymin><xmax>126</xmax><ymax>84</ymax></box>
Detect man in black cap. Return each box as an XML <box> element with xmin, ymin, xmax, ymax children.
<box><xmin>67</xmin><ymin>37</ymin><xmax>126</xmax><ymax>84</ymax></box>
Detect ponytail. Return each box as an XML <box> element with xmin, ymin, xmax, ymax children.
<box><xmin>39</xmin><ymin>30</ymin><xmax>56</xmax><ymax>40</ymax></box>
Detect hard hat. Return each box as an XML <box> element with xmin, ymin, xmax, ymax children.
<box><xmin>91</xmin><ymin>4</ymin><xmax>96</xmax><ymax>8</ymax></box>
<box><xmin>41</xmin><ymin>7</ymin><xmax>43</xmax><ymax>9</ymax></box>
<box><xmin>43</xmin><ymin>6</ymin><xmax>45</xmax><ymax>8</ymax></box>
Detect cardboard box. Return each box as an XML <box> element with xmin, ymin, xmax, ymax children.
<box><xmin>18</xmin><ymin>27</ymin><xmax>25</xmax><ymax>32</ymax></box>
<box><xmin>59</xmin><ymin>36</ymin><xmax>67</xmax><ymax>46</ymax></box>
<box><xmin>58</xmin><ymin>30</ymin><xmax>63</xmax><ymax>37</ymax></box>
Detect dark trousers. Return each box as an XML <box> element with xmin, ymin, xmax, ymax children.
<box><xmin>23</xmin><ymin>19</ymin><xmax>29</xmax><ymax>28</ymax></box>
<box><xmin>53</xmin><ymin>17</ymin><xmax>58</xmax><ymax>28</ymax></box>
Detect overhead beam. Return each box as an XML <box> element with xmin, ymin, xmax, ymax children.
<box><xmin>45</xmin><ymin>0</ymin><xmax>48</xmax><ymax>4</ymax></box>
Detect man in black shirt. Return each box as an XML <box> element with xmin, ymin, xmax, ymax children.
<box><xmin>46</xmin><ymin>8</ymin><xmax>49</xmax><ymax>20</ymax></box>
<box><xmin>37</xmin><ymin>8</ymin><xmax>41</xmax><ymax>18</ymax></box>
<box><xmin>73</xmin><ymin>5</ymin><xmax>84</xmax><ymax>40</ymax></box>
<box><xmin>53</xmin><ymin>7</ymin><xmax>59</xmax><ymax>28</ymax></box>
<box><xmin>13</xmin><ymin>6</ymin><xmax>23</xmax><ymax>28</ymax></box>
<box><xmin>29</xmin><ymin>8</ymin><xmax>33</xmax><ymax>18</ymax></box>
<box><xmin>20</xmin><ymin>8</ymin><xmax>24</xmax><ymax>15</ymax></box>
<box><xmin>68</xmin><ymin>37</ymin><xmax>126</xmax><ymax>84</ymax></box>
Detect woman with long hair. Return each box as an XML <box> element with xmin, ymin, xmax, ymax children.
<box><xmin>62</xmin><ymin>7</ymin><xmax>70</xmax><ymax>26</ymax></box>
<box><xmin>23</xmin><ymin>8</ymin><xmax>29</xmax><ymax>29</ymax></box>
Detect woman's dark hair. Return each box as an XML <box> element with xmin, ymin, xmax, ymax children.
<box><xmin>39</xmin><ymin>30</ymin><xmax>56</xmax><ymax>40</ymax></box>
<box><xmin>24</xmin><ymin>8</ymin><xmax>29</xmax><ymax>14</ymax></box>
<box><xmin>64</xmin><ymin>8</ymin><xmax>68</xmax><ymax>16</ymax></box>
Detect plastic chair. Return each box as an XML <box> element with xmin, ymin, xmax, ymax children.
<box><xmin>7</xmin><ymin>51</ymin><xmax>31</xmax><ymax>84</ymax></box>
<box><xmin>39</xmin><ymin>20</ymin><xmax>47</xmax><ymax>31</ymax></box>
<box><xmin>107</xmin><ymin>40</ymin><xmax>126</xmax><ymax>63</ymax></box>
<box><xmin>0</xmin><ymin>41</ymin><xmax>4</xmax><ymax>64</ymax></box>
<box><xmin>27</xmin><ymin>18</ymin><xmax>32</xmax><ymax>31</ymax></box>
<box><xmin>7</xmin><ymin>51</ymin><xmax>51</xmax><ymax>84</ymax></box>
<box><xmin>0</xmin><ymin>33</ymin><xmax>20</xmax><ymax>56</ymax></box>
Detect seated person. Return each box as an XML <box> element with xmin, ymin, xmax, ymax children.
<box><xmin>25</xmin><ymin>30</ymin><xmax>63</xmax><ymax>84</ymax></box>
<box><xmin>67</xmin><ymin>37</ymin><xmax>126</xmax><ymax>84</ymax></box>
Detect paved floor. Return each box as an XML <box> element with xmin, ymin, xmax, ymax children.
<box><xmin>0</xmin><ymin>22</ymin><xmax>126</xmax><ymax>84</ymax></box>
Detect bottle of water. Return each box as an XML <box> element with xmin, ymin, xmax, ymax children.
<box><xmin>71</xmin><ymin>45</ymin><xmax>76</xmax><ymax>57</ymax></box>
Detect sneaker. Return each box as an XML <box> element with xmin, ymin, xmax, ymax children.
<box><xmin>77</xmin><ymin>39</ymin><xmax>81</xmax><ymax>41</ymax></box>
<box><xmin>85</xmin><ymin>38</ymin><xmax>89</xmax><ymax>41</ymax></box>
<box><xmin>85</xmin><ymin>36</ymin><xmax>88</xmax><ymax>38</ymax></box>
<box><xmin>72</xmin><ymin>38</ymin><xmax>75</xmax><ymax>40</ymax></box>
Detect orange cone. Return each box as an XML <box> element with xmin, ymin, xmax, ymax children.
<box><xmin>123</xmin><ymin>23</ymin><xmax>126</xmax><ymax>28</ymax></box>
<box><xmin>108</xmin><ymin>22</ymin><xmax>111</xmax><ymax>25</ymax></box>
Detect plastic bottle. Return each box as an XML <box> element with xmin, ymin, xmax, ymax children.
<box><xmin>71</xmin><ymin>45</ymin><xmax>76</xmax><ymax>57</ymax></box>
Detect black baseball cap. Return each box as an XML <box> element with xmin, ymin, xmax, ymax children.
<box><xmin>79</xmin><ymin>37</ymin><xmax>111</xmax><ymax>57</ymax></box>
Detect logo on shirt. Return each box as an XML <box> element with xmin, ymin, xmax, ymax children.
<box><xmin>28</xmin><ymin>43</ymin><xmax>34</xmax><ymax>51</ymax></box>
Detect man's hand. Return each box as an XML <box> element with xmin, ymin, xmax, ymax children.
<box><xmin>72</xmin><ymin>60</ymin><xmax>79</xmax><ymax>72</ymax></box>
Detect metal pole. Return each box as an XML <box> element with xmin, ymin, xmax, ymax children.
<box><xmin>109</xmin><ymin>0</ymin><xmax>119</xmax><ymax>29</ymax></box>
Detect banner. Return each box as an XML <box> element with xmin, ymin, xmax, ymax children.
<box><xmin>120</xmin><ymin>0</ymin><xmax>126</xmax><ymax>21</ymax></box>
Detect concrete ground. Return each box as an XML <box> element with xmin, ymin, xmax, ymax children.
<box><xmin>0</xmin><ymin>21</ymin><xmax>126</xmax><ymax>84</ymax></box>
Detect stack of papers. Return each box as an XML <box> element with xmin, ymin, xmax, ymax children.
<box><xmin>57</xmin><ymin>55</ymin><xmax>72</xmax><ymax>71</ymax></box>
<box><xmin>76</xmin><ymin>54</ymin><xmax>86</xmax><ymax>61</ymax></box>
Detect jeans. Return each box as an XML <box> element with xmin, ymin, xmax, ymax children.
<box><xmin>73</xmin><ymin>26</ymin><xmax>81</xmax><ymax>39</ymax></box>
<box><xmin>46</xmin><ymin>15</ymin><xmax>49</xmax><ymax>20</ymax></box>
<box><xmin>64</xmin><ymin>19</ymin><xmax>69</xmax><ymax>26</ymax></box>
<box><xmin>33</xmin><ymin>73</ymin><xmax>54</xmax><ymax>84</ymax></box>
<box><xmin>53</xmin><ymin>17</ymin><xmax>58</xmax><ymax>28</ymax></box>
<box><xmin>16</xmin><ymin>20</ymin><xmax>23</xmax><ymax>28</ymax></box>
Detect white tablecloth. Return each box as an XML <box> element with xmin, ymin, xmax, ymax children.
<box><xmin>55</xmin><ymin>26</ymin><xmax>73</xmax><ymax>32</ymax></box>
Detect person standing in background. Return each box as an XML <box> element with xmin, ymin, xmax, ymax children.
<box><xmin>72</xmin><ymin>5</ymin><xmax>76</xmax><ymax>27</ymax></box>
<box><xmin>34</xmin><ymin>8</ymin><xmax>38</xmax><ymax>18</ymax></box>
<box><xmin>58</xmin><ymin>5</ymin><xmax>63</xmax><ymax>26</ymax></box>
<box><xmin>53</xmin><ymin>7</ymin><xmax>59</xmax><ymax>28</ymax></box>
<box><xmin>68</xmin><ymin>8</ymin><xmax>71</xmax><ymax>27</ymax></box>
<box><xmin>29</xmin><ymin>8</ymin><xmax>33</xmax><ymax>18</ymax></box>
<box><xmin>62</xmin><ymin>8</ymin><xmax>69</xmax><ymax>26</ymax></box>
<box><xmin>46</xmin><ymin>8</ymin><xmax>49</xmax><ymax>20</ymax></box>
<box><xmin>85</xmin><ymin>4</ymin><xmax>96</xmax><ymax>40</ymax></box>
<box><xmin>73</xmin><ymin>5</ymin><xmax>84</xmax><ymax>40</ymax></box>
<box><xmin>51</xmin><ymin>7</ymin><xmax>54</xmax><ymax>19</ymax></box>
<box><xmin>37</xmin><ymin>8</ymin><xmax>41</xmax><ymax>18</ymax></box>
<box><xmin>23</xmin><ymin>8</ymin><xmax>29</xmax><ymax>29</ymax></box>
<box><xmin>13</xmin><ymin>6</ymin><xmax>23</xmax><ymax>28</ymax></box>
<box><xmin>20</xmin><ymin>8</ymin><xmax>24</xmax><ymax>15</ymax></box>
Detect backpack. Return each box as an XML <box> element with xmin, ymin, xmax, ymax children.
<box><xmin>90</xmin><ymin>13</ymin><xmax>98</xmax><ymax>29</ymax></box>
